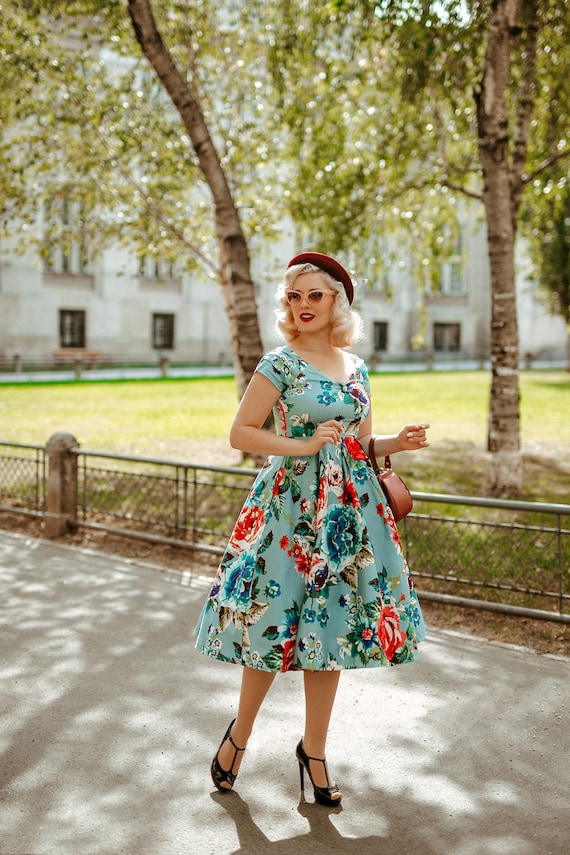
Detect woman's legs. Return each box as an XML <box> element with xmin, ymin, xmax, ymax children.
<box><xmin>215</xmin><ymin>666</ymin><xmax>276</xmax><ymax>789</ymax></box>
<box><xmin>214</xmin><ymin>667</ymin><xmax>341</xmax><ymax>797</ymax></box>
<box><xmin>301</xmin><ymin>670</ymin><xmax>342</xmax><ymax>796</ymax></box>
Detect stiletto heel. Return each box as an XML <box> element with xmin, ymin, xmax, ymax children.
<box><xmin>298</xmin><ymin>757</ymin><xmax>305</xmax><ymax>800</ymax></box>
<box><xmin>295</xmin><ymin>739</ymin><xmax>342</xmax><ymax>806</ymax></box>
<box><xmin>211</xmin><ymin>719</ymin><xmax>246</xmax><ymax>793</ymax></box>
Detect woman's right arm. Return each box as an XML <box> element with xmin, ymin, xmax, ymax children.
<box><xmin>229</xmin><ymin>372</ymin><xmax>343</xmax><ymax>457</ymax></box>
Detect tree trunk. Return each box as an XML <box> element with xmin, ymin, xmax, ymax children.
<box><xmin>127</xmin><ymin>0</ymin><xmax>263</xmax><ymax>397</ymax></box>
<box><xmin>476</xmin><ymin>0</ymin><xmax>524</xmax><ymax>496</ymax></box>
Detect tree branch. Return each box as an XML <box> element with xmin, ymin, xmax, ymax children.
<box><xmin>432</xmin><ymin>97</ymin><xmax>483</xmax><ymax>203</ymax></box>
<box><xmin>441</xmin><ymin>178</ymin><xmax>483</xmax><ymax>202</ymax></box>
<box><xmin>522</xmin><ymin>146</ymin><xmax>570</xmax><ymax>186</ymax></box>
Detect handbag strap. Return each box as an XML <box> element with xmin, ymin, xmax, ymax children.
<box><xmin>367</xmin><ymin>436</ymin><xmax>391</xmax><ymax>476</ymax></box>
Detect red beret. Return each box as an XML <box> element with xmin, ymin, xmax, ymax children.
<box><xmin>287</xmin><ymin>251</ymin><xmax>354</xmax><ymax>305</ymax></box>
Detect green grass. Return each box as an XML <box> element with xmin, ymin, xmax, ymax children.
<box><xmin>0</xmin><ymin>377</ymin><xmax>237</xmax><ymax>456</ymax></box>
<box><xmin>368</xmin><ymin>369</ymin><xmax>570</xmax><ymax>445</ymax></box>
<box><xmin>1</xmin><ymin>369</ymin><xmax>568</xmax><ymax>501</ymax></box>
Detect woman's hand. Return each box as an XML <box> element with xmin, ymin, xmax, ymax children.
<box><xmin>397</xmin><ymin>423</ymin><xmax>431</xmax><ymax>451</ymax></box>
<box><xmin>302</xmin><ymin>419</ymin><xmax>344</xmax><ymax>455</ymax></box>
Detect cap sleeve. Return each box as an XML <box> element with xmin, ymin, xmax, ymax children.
<box><xmin>255</xmin><ymin>348</ymin><xmax>297</xmax><ymax>393</ymax></box>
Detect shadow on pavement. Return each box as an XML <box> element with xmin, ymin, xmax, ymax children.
<box><xmin>0</xmin><ymin>531</ymin><xmax>568</xmax><ymax>855</ymax></box>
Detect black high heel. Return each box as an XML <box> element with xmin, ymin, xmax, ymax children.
<box><xmin>295</xmin><ymin>739</ymin><xmax>342</xmax><ymax>806</ymax></box>
<box><xmin>211</xmin><ymin>719</ymin><xmax>246</xmax><ymax>793</ymax></box>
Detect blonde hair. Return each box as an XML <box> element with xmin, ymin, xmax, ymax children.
<box><xmin>275</xmin><ymin>263</ymin><xmax>364</xmax><ymax>348</ymax></box>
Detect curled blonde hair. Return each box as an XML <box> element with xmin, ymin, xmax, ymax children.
<box><xmin>275</xmin><ymin>263</ymin><xmax>364</xmax><ymax>348</ymax></box>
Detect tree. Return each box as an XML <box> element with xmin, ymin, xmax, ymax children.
<box><xmin>3</xmin><ymin>1</ymin><xmax>569</xmax><ymax>490</ymax></box>
<box><xmin>126</xmin><ymin>0</ymin><xmax>263</xmax><ymax>395</ymax></box>
<box><xmin>267</xmin><ymin>0</ymin><xmax>570</xmax><ymax>495</ymax></box>
<box><xmin>0</xmin><ymin>0</ymin><xmax>287</xmax><ymax>396</ymax></box>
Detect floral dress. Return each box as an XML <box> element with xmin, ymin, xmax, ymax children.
<box><xmin>193</xmin><ymin>346</ymin><xmax>426</xmax><ymax>672</ymax></box>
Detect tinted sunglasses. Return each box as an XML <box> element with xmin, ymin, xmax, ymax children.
<box><xmin>286</xmin><ymin>289</ymin><xmax>336</xmax><ymax>305</ymax></box>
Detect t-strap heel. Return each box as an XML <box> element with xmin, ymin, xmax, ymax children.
<box><xmin>295</xmin><ymin>739</ymin><xmax>342</xmax><ymax>806</ymax></box>
<box><xmin>211</xmin><ymin>719</ymin><xmax>246</xmax><ymax>793</ymax></box>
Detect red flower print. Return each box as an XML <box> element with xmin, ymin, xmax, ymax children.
<box><xmin>282</xmin><ymin>639</ymin><xmax>296</xmax><ymax>672</ymax></box>
<box><xmin>361</xmin><ymin>627</ymin><xmax>374</xmax><ymax>641</ymax></box>
<box><xmin>280</xmin><ymin>535</ymin><xmax>289</xmax><ymax>550</ymax></box>
<box><xmin>377</xmin><ymin>501</ymin><xmax>401</xmax><ymax>543</ymax></box>
<box><xmin>342</xmin><ymin>479</ymin><xmax>360</xmax><ymax>508</ymax></box>
<box><xmin>229</xmin><ymin>506</ymin><xmax>265</xmax><ymax>550</ymax></box>
<box><xmin>344</xmin><ymin>436</ymin><xmax>367</xmax><ymax>461</ymax></box>
<box><xmin>378</xmin><ymin>603</ymin><xmax>406</xmax><ymax>661</ymax></box>
<box><xmin>387</xmin><ymin>516</ymin><xmax>401</xmax><ymax>545</ymax></box>
<box><xmin>288</xmin><ymin>541</ymin><xmax>312</xmax><ymax>575</ymax></box>
<box><xmin>277</xmin><ymin>401</ymin><xmax>287</xmax><ymax>435</ymax></box>
<box><xmin>272</xmin><ymin>466</ymin><xmax>286</xmax><ymax>497</ymax></box>
<box><xmin>317</xmin><ymin>476</ymin><xmax>327</xmax><ymax>511</ymax></box>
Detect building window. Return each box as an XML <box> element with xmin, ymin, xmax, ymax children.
<box><xmin>139</xmin><ymin>256</ymin><xmax>180</xmax><ymax>280</ymax></box>
<box><xmin>152</xmin><ymin>313</ymin><xmax>175</xmax><ymax>349</ymax></box>
<box><xmin>440</xmin><ymin>230</ymin><xmax>466</xmax><ymax>294</ymax></box>
<box><xmin>433</xmin><ymin>322</ymin><xmax>461</xmax><ymax>352</ymax></box>
<box><xmin>373</xmin><ymin>321</ymin><xmax>388</xmax><ymax>352</ymax></box>
<box><xmin>43</xmin><ymin>195</ymin><xmax>89</xmax><ymax>275</ymax></box>
<box><xmin>59</xmin><ymin>310</ymin><xmax>86</xmax><ymax>348</ymax></box>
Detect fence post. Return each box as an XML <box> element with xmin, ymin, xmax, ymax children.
<box><xmin>45</xmin><ymin>432</ymin><xmax>79</xmax><ymax>538</ymax></box>
<box><xmin>159</xmin><ymin>353</ymin><xmax>170</xmax><ymax>377</ymax></box>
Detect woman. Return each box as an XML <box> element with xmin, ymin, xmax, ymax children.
<box><xmin>194</xmin><ymin>251</ymin><xmax>430</xmax><ymax>806</ymax></box>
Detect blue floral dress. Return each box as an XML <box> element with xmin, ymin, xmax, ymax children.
<box><xmin>194</xmin><ymin>346</ymin><xmax>426</xmax><ymax>671</ymax></box>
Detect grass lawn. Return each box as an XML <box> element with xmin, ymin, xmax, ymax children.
<box><xmin>1</xmin><ymin>369</ymin><xmax>569</xmax><ymax>502</ymax></box>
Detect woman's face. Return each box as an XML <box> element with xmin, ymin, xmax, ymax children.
<box><xmin>286</xmin><ymin>271</ymin><xmax>336</xmax><ymax>335</ymax></box>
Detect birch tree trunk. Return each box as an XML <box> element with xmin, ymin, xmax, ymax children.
<box><xmin>476</xmin><ymin>0</ymin><xmax>538</xmax><ymax>496</ymax></box>
<box><xmin>127</xmin><ymin>0</ymin><xmax>263</xmax><ymax>397</ymax></box>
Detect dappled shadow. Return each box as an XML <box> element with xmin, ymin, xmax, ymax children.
<box><xmin>211</xmin><ymin>793</ymin><xmax>390</xmax><ymax>855</ymax></box>
<box><xmin>0</xmin><ymin>531</ymin><xmax>568</xmax><ymax>855</ymax></box>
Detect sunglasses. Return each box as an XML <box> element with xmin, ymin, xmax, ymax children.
<box><xmin>286</xmin><ymin>289</ymin><xmax>336</xmax><ymax>305</ymax></box>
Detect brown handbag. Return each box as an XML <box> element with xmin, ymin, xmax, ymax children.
<box><xmin>368</xmin><ymin>437</ymin><xmax>413</xmax><ymax>522</ymax></box>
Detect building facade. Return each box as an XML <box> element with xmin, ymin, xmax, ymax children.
<box><xmin>0</xmin><ymin>214</ymin><xmax>566</xmax><ymax>369</ymax></box>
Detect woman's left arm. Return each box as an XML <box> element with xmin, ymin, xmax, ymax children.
<box><xmin>358</xmin><ymin>412</ymin><xmax>430</xmax><ymax>458</ymax></box>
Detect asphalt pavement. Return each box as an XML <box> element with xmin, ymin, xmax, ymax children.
<box><xmin>0</xmin><ymin>530</ymin><xmax>568</xmax><ymax>855</ymax></box>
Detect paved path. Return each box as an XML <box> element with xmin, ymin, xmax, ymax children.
<box><xmin>0</xmin><ymin>530</ymin><xmax>568</xmax><ymax>855</ymax></box>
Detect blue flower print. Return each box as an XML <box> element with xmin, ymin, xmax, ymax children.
<box><xmin>301</xmin><ymin>632</ymin><xmax>324</xmax><ymax>665</ymax></box>
<box><xmin>265</xmin><ymin>580</ymin><xmax>281</xmax><ymax>599</ymax></box>
<box><xmin>317</xmin><ymin>606</ymin><xmax>330</xmax><ymax>629</ymax></box>
<box><xmin>278</xmin><ymin>605</ymin><xmax>300</xmax><ymax>640</ymax></box>
<box><xmin>317</xmin><ymin>381</ymin><xmax>337</xmax><ymax>405</ymax></box>
<box><xmin>219</xmin><ymin>552</ymin><xmax>256</xmax><ymax>611</ymax></box>
<box><xmin>344</xmin><ymin>380</ymin><xmax>369</xmax><ymax>407</ymax></box>
<box><xmin>303</xmin><ymin>607</ymin><xmax>316</xmax><ymax>623</ymax></box>
<box><xmin>351</xmin><ymin>460</ymin><xmax>370</xmax><ymax>485</ymax></box>
<box><xmin>323</xmin><ymin>505</ymin><xmax>362</xmax><ymax>570</ymax></box>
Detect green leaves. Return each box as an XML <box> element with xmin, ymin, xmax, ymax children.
<box><xmin>0</xmin><ymin>1</ymin><xmax>289</xmax><ymax>269</ymax></box>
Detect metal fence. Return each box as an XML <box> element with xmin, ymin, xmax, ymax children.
<box><xmin>73</xmin><ymin>448</ymin><xmax>258</xmax><ymax>555</ymax></box>
<box><xmin>0</xmin><ymin>442</ymin><xmax>46</xmax><ymax>517</ymax></box>
<box><xmin>1</xmin><ymin>439</ymin><xmax>569</xmax><ymax>622</ymax></box>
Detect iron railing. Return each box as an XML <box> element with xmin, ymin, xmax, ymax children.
<box><xmin>73</xmin><ymin>448</ymin><xmax>258</xmax><ymax>555</ymax></box>
<box><xmin>0</xmin><ymin>440</ymin><xmax>568</xmax><ymax>622</ymax></box>
<box><xmin>0</xmin><ymin>442</ymin><xmax>46</xmax><ymax>517</ymax></box>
